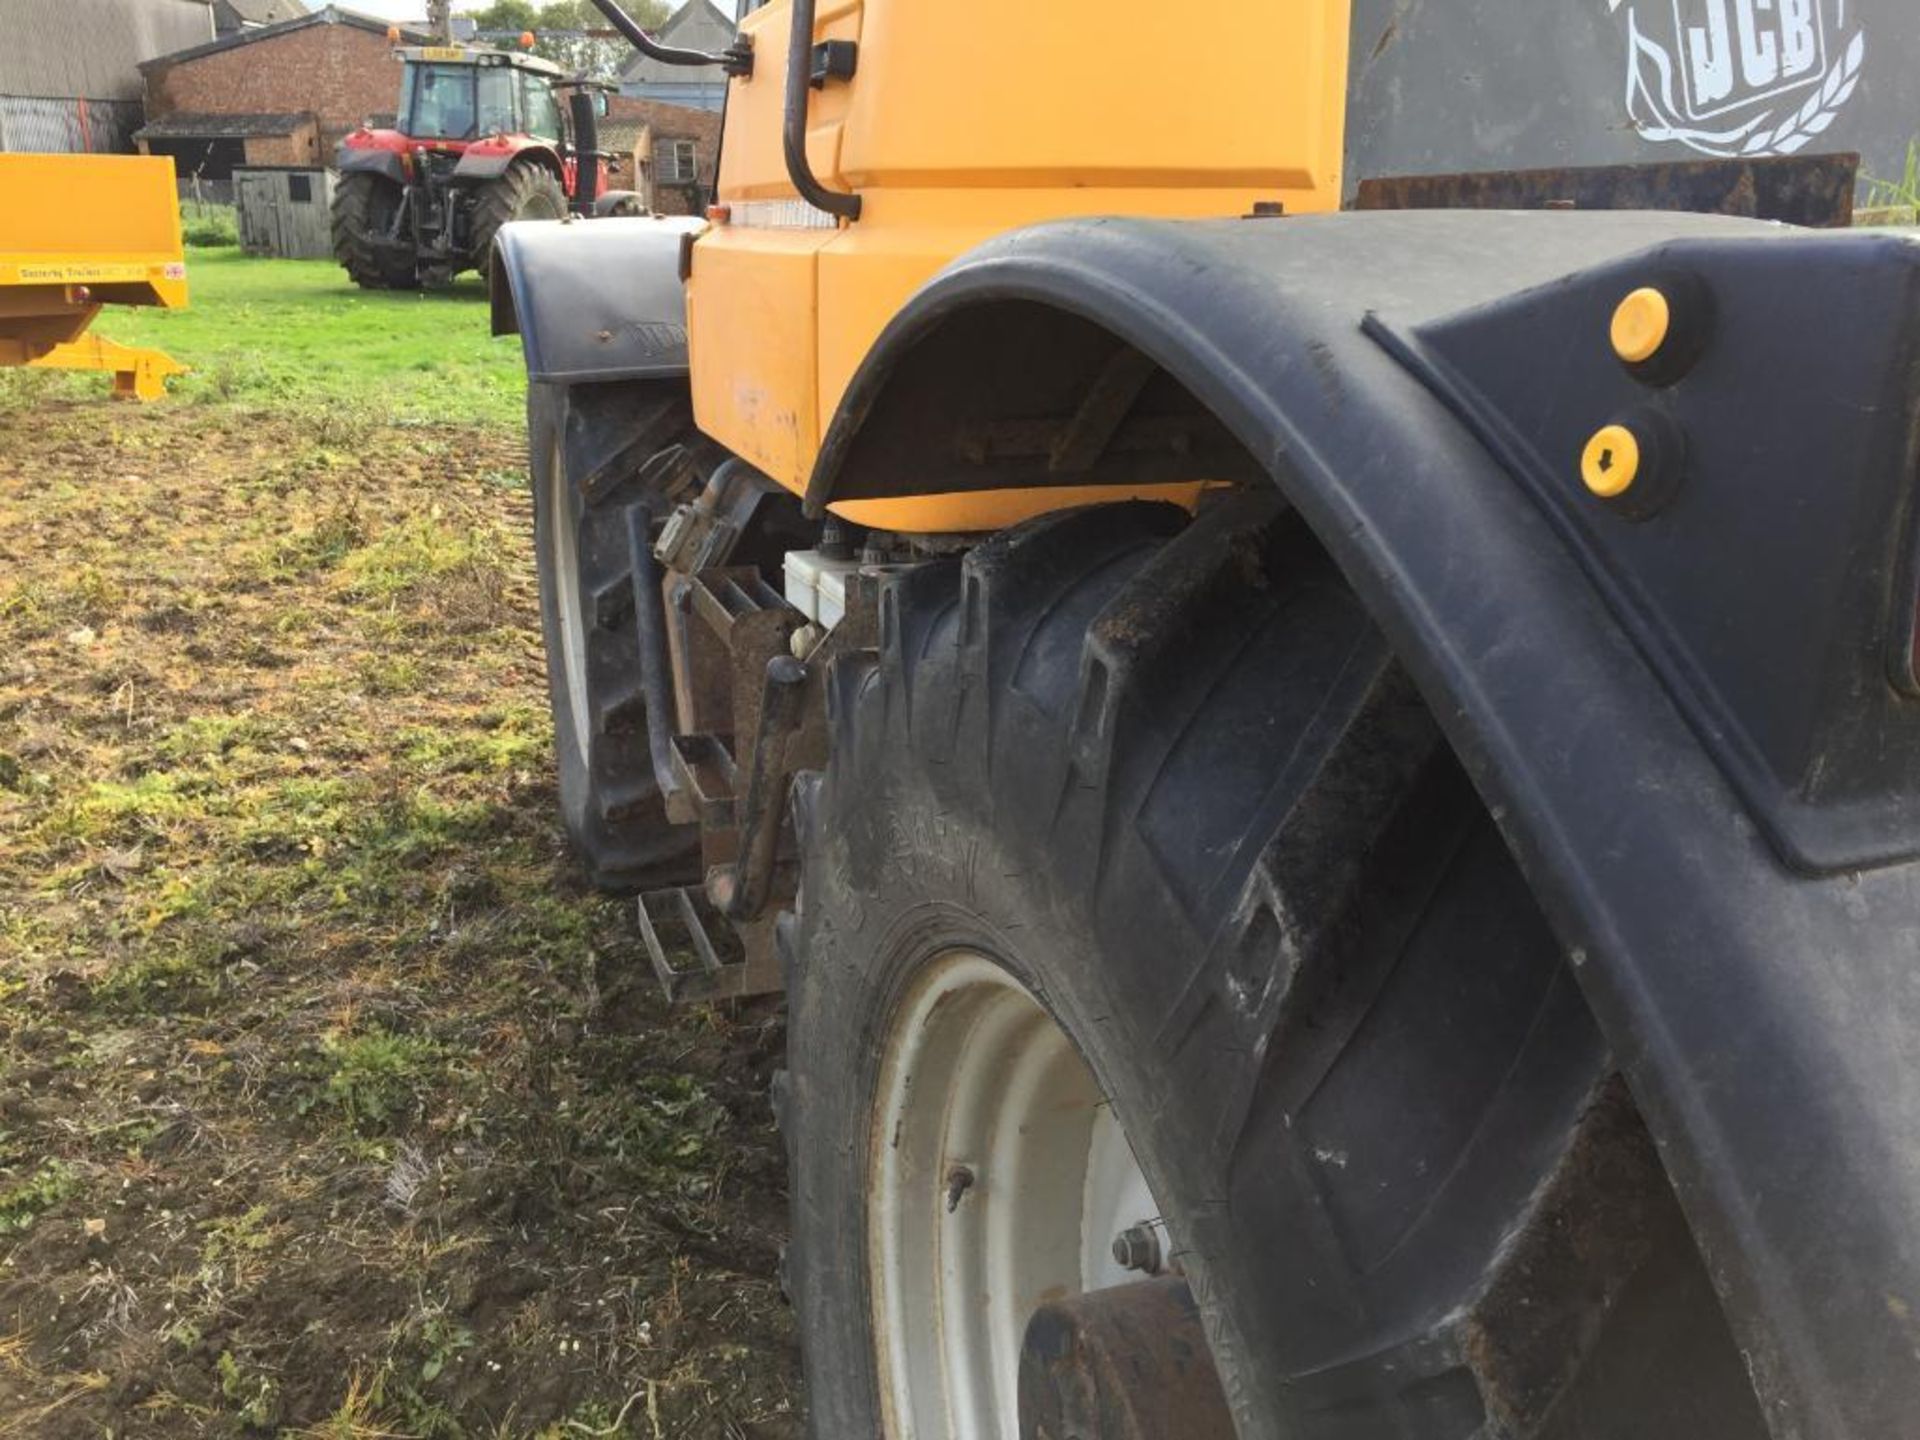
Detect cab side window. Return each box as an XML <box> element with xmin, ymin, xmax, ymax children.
<box><xmin>520</xmin><ymin>72</ymin><xmax>564</xmax><ymax>141</ymax></box>
<box><xmin>476</xmin><ymin>66</ymin><xmax>518</xmax><ymax>135</ymax></box>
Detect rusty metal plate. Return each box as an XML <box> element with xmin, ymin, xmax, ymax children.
<box><xmin>1351</xmin><ymin>153</ymin><xmax>1859</xmax><ymax>228</ymax></box>
<box><xmin>1018</xmin><ymin>1277</ymin><xmax>1235</xmax><ymax>1440</ymax></box>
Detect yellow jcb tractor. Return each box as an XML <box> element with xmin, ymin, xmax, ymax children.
<box><xmin>489</xmin><ymin>0</ymin><xmax>1920</xmax><ymax>1435</ymax></box>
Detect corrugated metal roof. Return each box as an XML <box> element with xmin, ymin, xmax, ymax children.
<box><xmin>0</xmin><ymin>0</ymin><xmax>214</xmax><ymax>102</ymax></box>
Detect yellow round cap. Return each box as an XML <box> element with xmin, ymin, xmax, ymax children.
<box><xmin>1582</xmin><ymin>424</ymin><xmax>1640</xmax><ymax>498</ymax></box>
<box><xmin>1611</xmin><ymin>287</ymin><xmax>1672</xmax><ymax>365</ymax></box>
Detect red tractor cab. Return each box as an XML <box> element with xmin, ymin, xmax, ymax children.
<box><xmin>331</xmin><ymin>44</ymin><xmax>640</xmax><ymax>290</ymax></box>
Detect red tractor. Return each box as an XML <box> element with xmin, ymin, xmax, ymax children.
<box><xmin>331</xmin><ymin>43</ymin><xmax>638</xmax><ymax>290</ymax></box>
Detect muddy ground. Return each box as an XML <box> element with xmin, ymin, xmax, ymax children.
<box><xmin>0</xmin><ymin>398</ymin><xmax>801</xmax><ymax>1437</ymax></box>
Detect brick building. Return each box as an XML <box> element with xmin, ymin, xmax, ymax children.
<box><xmin>602</xmin><ymin>95</ymin><xmax>720</xmax><ymax>216</ymax></box>
<box><xmin>137</xmin><ymin>6</ymin><xmax>431</xmax><ymax>177</ymax></box>
<box><xmin>131</xmin><ymin>10</ymin><xmax>722</xmax><ymax>207</ymax></box>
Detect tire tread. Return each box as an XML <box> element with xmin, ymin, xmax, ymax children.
<box><xmin>530</xmin><ymin>381</ymin><xmax>700</xmax><ymax>890</ymax></box>
<box><xmin>790</xmin><ymin>497</ymin><xmax>1766</xmax><ymax>1440</ymax></box>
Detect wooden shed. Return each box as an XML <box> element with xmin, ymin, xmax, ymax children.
<box><xmin>232</xmin><ymin>165</ymin><xmax>334</xmax><ymax>259</ymax></box>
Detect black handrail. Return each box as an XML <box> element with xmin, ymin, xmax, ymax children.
<box><xmin>584</xmin><ymin>0</ymin><xmax>754</xmax><ymax>77</ymax></box>
<box><xmin>781</xmin><ymin>0</ymin><xmax>860</xmax><ymax>220</ymax></box>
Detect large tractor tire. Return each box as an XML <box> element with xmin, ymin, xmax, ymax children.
<box><xmin>529</xmin><ymin>379</ymin><xmax>702</xmax><ymax>891</ymax></box>
<box><xmin>469</xmin><ymin>162</ymin><xmax>566</xmax><ymax>283</ymax></box>
<box><xmin>329</xmin><ymin>171</ymin><xmax>417</xmax><ymax>291</ymax></box>
<box><xmin>782</xmin><ymin>497</ymin><xmax>1770</xmax><ymax>1439</ymax></box>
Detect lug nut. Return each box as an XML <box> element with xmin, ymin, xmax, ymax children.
<box><xmin>1111</xmin><ymin>1223</ymin><xmax>1163</xmax><ymax>1275</ymax></box>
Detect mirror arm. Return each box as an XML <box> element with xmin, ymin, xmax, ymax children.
<box><xmin>583</xmin><ymin>0</ymin><xmax>754</xmax><ymax>76</ymax></box>
<box><xmin>780</xmin><ymin>0</ymin><xmax>859</xmax><ymax>220</ymax></box>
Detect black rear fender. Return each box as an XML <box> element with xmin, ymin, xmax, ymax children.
<box><xmin>333</xmin><ymin>145</ymin><xmax>407</xmax><ymax>187</ymax></box>
<box><xmin>490</xmin><ymin>215</ymin><xmax>704</xmax><ymax>384</ymax></box>
<box><xmin>806</xmin><ymin>212</ymin><xmax>1920</xmax><ymax>1440</ymax></box>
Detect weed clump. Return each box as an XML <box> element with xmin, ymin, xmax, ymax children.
<box><xmin>306</xmin><ymin>1026</ymin><xmax>457</xmax><ymax>1133</ymax></box>
<box><xmin>0</xmin><ymin>1161</ymin><xmax>77</xmax><ymax>1233</ymax></box>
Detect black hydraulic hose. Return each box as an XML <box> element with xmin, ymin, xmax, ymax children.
<box><xmin>781</xmin><ymin>0</ymin><xmax>860</xmax><ymax>220</ymax></box>
<box><xmin>583</xmin><ymin>0</ymin><xmax>752</xmax><ymax>74</ymax></box>
<box><xmin>625</xmin><ymin>505</ymin><xmax>686</xmax><ymax>815</ymax></box>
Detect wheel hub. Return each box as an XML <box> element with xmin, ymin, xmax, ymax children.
<box><xmin>1017</xmin><ymin>1276</ymin><xmax>1235</xmax><ymax>1440</ymax></box>
<box><xmin>868</xmin><ymin>951</ymin><xmax>1186</xmax><ymax>1438</ymax></box>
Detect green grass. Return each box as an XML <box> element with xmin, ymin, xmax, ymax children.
<box><xmin>179</xmin><ymin>200</ymin><xmax>239</xmax><ymax>248</ymax></box>
<box><xmin>80</xmin><ymin>246</ymin><xmax>527</xmax><ymax>425</ymax></box>
<box><xmin>1863</xmin><ymin>139</ymin><xmax>1920</xmax><ymax>220</ymax></box>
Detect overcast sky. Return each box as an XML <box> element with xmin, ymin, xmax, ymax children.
<box><xmin>338</xmin><ymin>0</ymin><xmax>433</xmax><ymax>20</ymax></box>
<box><xmin>334</xmin><ymin>0</ymin><xmax>686</xmax><ymax>21</ymax></box>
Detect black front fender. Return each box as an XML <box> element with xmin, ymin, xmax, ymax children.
<box><xmin>489</xmin><ymin>214</ymin><xmax>704</xmax><ymax>384</ymax></box>
<box><xmin>809</xmin><ymin>212</ymin><xmax>1920</xmax><ymax>1440</ymax></box>
<box><xmin>333</xmin><ymin>144</ymin><xmax>407</xmax><ymax>187</ymax></box>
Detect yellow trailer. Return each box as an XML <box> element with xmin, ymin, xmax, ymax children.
<box><xmin>0</xmin><ymin>153</ymin><xmax>187</xmax><ymax>401</ymax></box>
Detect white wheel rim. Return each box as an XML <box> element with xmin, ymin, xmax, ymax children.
<box><xmin>869</xmin><ymin>951</ymin><xmax>1167</xmax><ymax>1439</ymax></box>
<box><xmin>547</xmin><ymin>434</ymin><xmax>592</xmax><ymax>760</ymax></box>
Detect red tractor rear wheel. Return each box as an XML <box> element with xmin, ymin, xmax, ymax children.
<box><xmin>329</xmin><ymin>172</ymin><xmax>418</xmax><ymax>291</ymax></box>
<box><xmin>469</xmin><ymin>162</ymin><xmax>566</xmax><ymax>283</ymax></box>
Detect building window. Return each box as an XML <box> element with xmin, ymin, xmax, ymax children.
<box><xmin>287</xmin><ymin>173</ymin><xmax>312</xmax><ymax>204</ymax></box>
<box><xmin>654</xmin><ymin>138</ymin><xmax>698</xmax><ymax>184</ymax></box>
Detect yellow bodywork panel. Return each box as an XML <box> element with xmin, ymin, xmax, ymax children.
<box><xmin>687</xmin><ymin>227</ymin><xmax>834</xmax><ymax>484</ymax></box>
<box><xmin>0</xmin><ymin>154</ymin><xmax>188</xmax><ymax>401</ymax></box>
<box><xmin>687</xmin><ymin>0</ymin><xmax>1350</xmax><ymax>531</ymax></box>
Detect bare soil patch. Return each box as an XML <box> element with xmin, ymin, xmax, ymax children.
<box><xmin>0</xmin><ymin>400</ymin><xmax>799</xmax><ymax>1438</ymax></box>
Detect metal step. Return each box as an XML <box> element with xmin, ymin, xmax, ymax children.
<box><xmin>638</xmin><ymin>883</ymin><xmax>792</xmax><ymax>1004</ymax></box>
<box><xmin>636</xmin><ymin>885</ymin><xmax>732</xmax><ymax>1002</ymax></box>
<box><xmin>667</xmin><ymin>732</ymin><xmax>737</xmax><ymax>829</ymax></box>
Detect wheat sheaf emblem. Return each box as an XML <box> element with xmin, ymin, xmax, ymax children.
<box><xmin>1621</xmin><ymin>0</ymin><xmax>1866</xmax><ymax>159</ymax></box>
<box><xmin>1741</xmin><ymin>30</ymin><xmax>1866</xmax><ymax>153</ymax></box>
